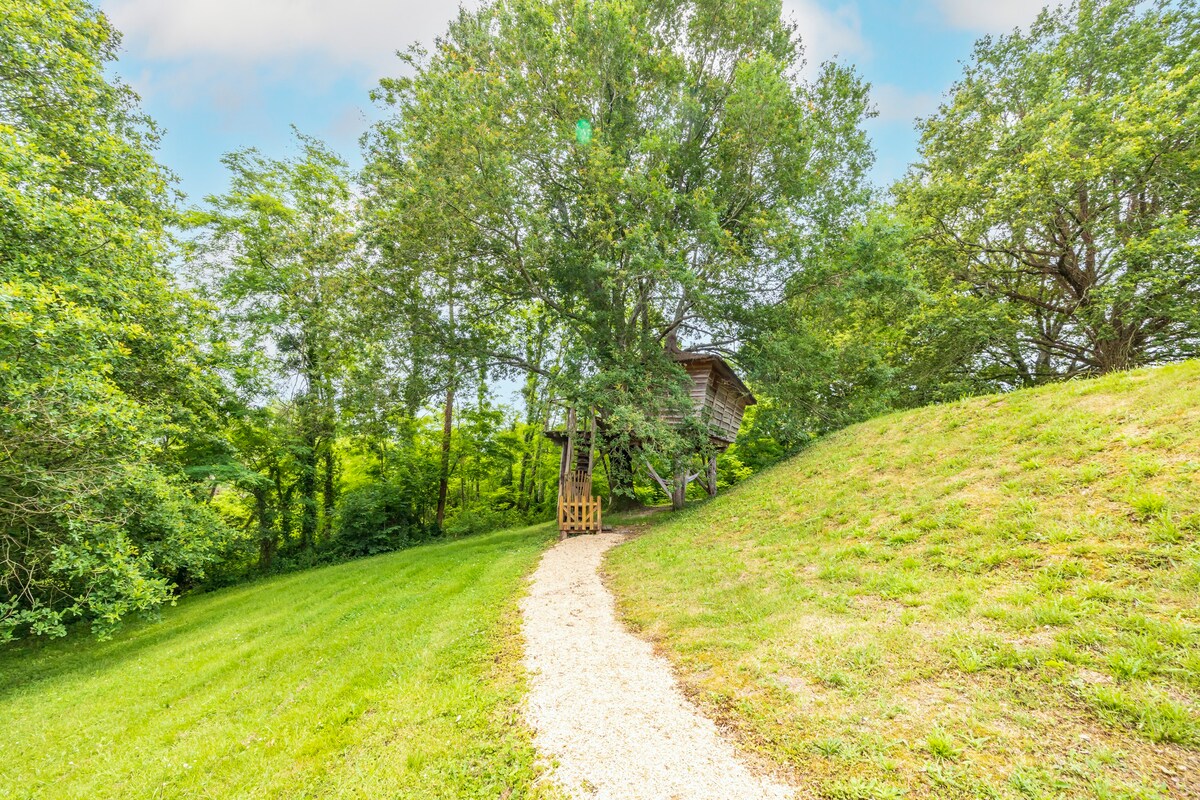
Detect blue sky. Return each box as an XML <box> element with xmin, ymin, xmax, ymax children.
<box><xmin>99</xmin><ymin>0</ymin><xmax>1054</xmax><ymax>204</ymax></box>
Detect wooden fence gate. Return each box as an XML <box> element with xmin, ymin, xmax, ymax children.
<box><xmin>558</xmin><ymin>469</ymin><xmax>602</xmax><ymax>536</ymax></box>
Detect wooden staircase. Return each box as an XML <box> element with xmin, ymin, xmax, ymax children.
<box><xmin>555</xmin><ymin>409</ymin><xmax>602</xmax><ymax>537</ymax></box>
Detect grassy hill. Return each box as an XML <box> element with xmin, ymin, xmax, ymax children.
<box><xmin>608</xmin><ymin>362</ymin><xmax>1200</xmax><ymax>800</ymax></box>
<box><xmin>0</xmin><ymin>526</ymin><xmax>558</xmax><ymax>799</ymax></box>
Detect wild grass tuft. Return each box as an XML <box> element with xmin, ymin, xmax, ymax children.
<box><xmin>824</xmin><ymin>778</ymin><xmax>907</xmax><ymax>800</ymax></box>
<box><xmin>1086</xmin><ymin>685</ymin><xmax>1200</xmax><ymax>746</ymax></box>
<box><xmin>924</xmin><ymin>727</ymin><xmax>961</xmax><ymax>761</ymax></box>
<box><xmin>1128</xmin><ymin>492</ymin><xmax>1167</xmax><ymax>521</ymax></box>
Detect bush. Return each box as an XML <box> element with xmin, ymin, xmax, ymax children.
<box><xmin>333</xmin><ymin>484</ymin><xmax>436</xmax><ymax>557</ymax></box>
<box><xmin>443</xmin><ymin>507</ymin><xmax>534</xmax><ymax>538</ymax></box>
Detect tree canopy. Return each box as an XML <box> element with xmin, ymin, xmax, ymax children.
<box><xmin>898</xmin><ymin>0</ymin><xmax>1200</xmax><ymax>383</ymax></box>
<box><xmin>4</xmin><ymin>0</ymin><xmax>1200</xmax><ymax>640</ymax></box>
<box><xmin>0</xmin><ymin>0</ymin><xmax>232</xmax><ymax>639</ymax></box>
<box><xmin>186</xmin><ymin>134</ymin><xmax>360</xmax><ymax>555</ymax></box>
<box><xmin>364</xmin><ymin>0</ymin><xmax>874</xmax><ymax>497</ymax></box>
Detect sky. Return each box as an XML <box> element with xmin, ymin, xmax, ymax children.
<box><xmin>98</xmin><ymin>0</ymin><xmax>1059</xmax><ymax>204</ymax></box>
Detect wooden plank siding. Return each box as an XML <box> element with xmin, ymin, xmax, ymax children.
<box><xmin>663</xmin><ymin>360</ymin><xmax>752</xmax><ymax>445</ymax></box>
<box><xmin>708</xmin><ymin>381</ymin><xmax>744</xmax><ymax>441</ymax></box>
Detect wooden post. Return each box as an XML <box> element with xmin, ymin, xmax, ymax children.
<box><xmin>586</xmin><ymin>412</ymin><xmax>595</xmax><ymax>475</ymax></box>
<box><xmin>566</xmin><ymin>408</ymin><xmax>576</xmax><ymax>470</ymax></box>
<box><xmin>645</xmin><ymin>459</ymin><xmax>672</xmax><ymax>498</ymax></box>
<box><xmin>557</xmin><ymin>438</ymin><xmax>570</xmax><ymax>494</ymax></box>
<box><xmin>560</xmin><ymin>407</ymin><xmax>576</xmax><ymax>488</ymax></box>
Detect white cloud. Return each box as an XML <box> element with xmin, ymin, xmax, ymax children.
<box><xmin>106</xmin><ymin>0</ymin><xmax>871</xmax><ymax>76</ymax></box>
<box><xmin>104</xmin><ymin>0</ymin><xmax>473</xmax><ymax>74</ymax></box>
<box><xmin>871</xmin><ymin>83</ymin><xmax>940</xmax><ymax>125</ymax></box>
<box><xmin>934</xmin><ymin>0</ymin><xmax>1063</xmax><ymax>32</ymax></box>
<box><xmin>782</xmin><ymin>1</ymin><xmax>870</xmax><ymax>66</ymax></box>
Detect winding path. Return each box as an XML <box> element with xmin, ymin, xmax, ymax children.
<box><xmin>520</xmin><ymin>532</ymin><xmax>796</xmax><ymax>800</ymax></box>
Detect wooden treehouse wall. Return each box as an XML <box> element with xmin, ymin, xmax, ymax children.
<box><xmin>661</xmin><ymin>359</ymin><xmax>753</xmax><ymax>444</ymax></box>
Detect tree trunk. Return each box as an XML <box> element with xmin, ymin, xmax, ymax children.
<box><xmin>517</xmin><ymin>429</ymin><xmax>532</xmax><ymax>510</ymax></box>
<box><xmin>516</xmin><ymin>363</ymin><xmax>545</xmax><ymax>512</ymax></box>
<box><xmin>255</xmin><ymin>487</ymin><xmax>276</xmax><ymax>571</ymax></box>
<box><xmin>1092</xmin><ymin>322</ymin><xmax>1138</xmax><ymax>375</ymax></box>
<box><xmin>606</xmin><ymin>443</ymin><xmax>643</xmax><ymax>512</ymax></box>
<box><xmin>526</xmin><ymin>382</ymin><xmax>555</xmax><ymax>511</ymax></box>
<box><xmin>299</xmin><ymin>417</ymin><xmax>318</xmax><ymax>550</ymax></box>
<box><xmin>274</xmin><ymin>470</ymin><xmax>294</xmax><ymax>548</ymax></box>
<box><xmin>320</xmin><ymin>441</ymin><xmax>336</xmax><ymax>543</ymax></box>
<box><xmin>706</xmin><ymin>454</ymin><xmax>718</xmax><ymax>497</ymax></box>
<box><xmin>671</xmin><ymin>462</ymin><xmax>687</xmax><ymax>512</ymax></box>
<box><xmin>436</xmin><ymin>381</ymin><xmax>454</xmax><ymax>529</ymax></box>
<box><xmin>436</xmin><ymin>292</ymin><xmax>456</xmax><ymax>530</ymax></box>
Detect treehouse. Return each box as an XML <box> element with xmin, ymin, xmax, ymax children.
<box><xmin>663</xmin><ymin>350</ymin><xmax>757</xmax><ymax>447</ymax></box>
<box><xmin>546</xmin><ymin>350</ymin><xmax>756</xmax><ymax>536</ymax></box>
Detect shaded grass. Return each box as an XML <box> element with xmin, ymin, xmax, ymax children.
<box><xmin>608</xmin><ymin>362</ymin><xmax>1200</xmax><ymax>799</ymax></box>
<box><xmin>0</xmin><ymin>525</ymin><xmax>559</xmax><ymax>799</ymax></box>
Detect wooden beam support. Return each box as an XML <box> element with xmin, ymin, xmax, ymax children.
<box><xmin>586</xmin><ymin>411</ymin><xmax>595</xmax><ymax>474</ymax></box>
<box><xmin>566</xmin><ymin>407</ymin><xmax>576</xmax><ymax>469</ymax></box>
<box><xmin>644</xmin><ymin>459</ymin><xmax>673</xmax><ymax>498</ymax></box>
<box><xmin>557</xmin><ymin>440</ymin><xmax>570</xmax><ymax>495</ymax></box>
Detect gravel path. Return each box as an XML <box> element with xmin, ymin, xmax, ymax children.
<box><xmin>521</xmin><ymin>532</ymin><xmax>796</xmax><ymax>800</ymax></box>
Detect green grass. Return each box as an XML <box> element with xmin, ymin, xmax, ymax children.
<box><xmin>0</xmin><ymin>525</ymin><xmax>559</xmax><ymax>799</ymax></box>
<box><xmin>608</xmin><ymin>362</ymin><xmax>1200</xmax><ymax>799</ymax></box>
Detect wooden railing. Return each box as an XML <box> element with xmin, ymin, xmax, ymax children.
<box><xmin>558</xmin><ymin>469</ymin><xmax>602</xmax><ymax>535</ymax></box>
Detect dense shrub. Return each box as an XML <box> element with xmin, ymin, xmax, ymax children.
<box><xmin>333</xmin><ymin>484</ymin><xmax>436</xmax><ymax>557</ymax></box>
<box><xmin>443</xmin><ymin>507</ymin><xmax>538</xmax><ymax>538</ymax></box>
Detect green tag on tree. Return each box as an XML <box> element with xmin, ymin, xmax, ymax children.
<box><xmin>575</xmin><ymin>119</ymin><xmax>593</xmax><ymax>146</ymax></box>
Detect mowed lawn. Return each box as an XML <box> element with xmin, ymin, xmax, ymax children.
<box><xmin>608</xmin><ymin>362</ymin><xmax>1200</xmax><ymax>799</ymax></box>
<box><xmin>0</xmin><ymin>525</ymin><xmax>557</xmax><ymax>799</ymax></box>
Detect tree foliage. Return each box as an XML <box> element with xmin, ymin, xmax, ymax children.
<box><xmin>185</xmin><ymin>134</ymin><xmax>361</xmax><ymax>559</ymax></box>
<box><xmin>744</xmin><ymin>213</ymin><xmax>995</xmax><ymax>447</ymax></box>
<box><xmin>8</xmin><ymin>0</ymin><xmax>1200</xmax><ymax>643</ymax></box>
<box><xmin>898</xmin><ymin>0</ymin><xmax>1200</xmax><ymax>383</ymax></box>
<box><xmin>0</xmin><ymin>0</ymin><xmax>233</xmax><ymax>639</ymax></box>
<box><xmin>365</xmin><ymin>0</ymin><xmax>874</xmax><ymax>498</ymax></box>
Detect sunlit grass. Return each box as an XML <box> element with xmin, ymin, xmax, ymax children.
<box><xmin>609</xmin><ymin>361</ymin><xmax>1200</xmax><ymax>799</ymax></box>
<box><xmin>0</xmin><ymin>526</ymin><xmax>559</xmax><ymax>799</ymax></box>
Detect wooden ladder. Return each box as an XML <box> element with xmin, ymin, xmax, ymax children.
<box><xmin>556</xmin><ymin>408</ymin><xmax>602</xmax><ymax>537</ymax></box>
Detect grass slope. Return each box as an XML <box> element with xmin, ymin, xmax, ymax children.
<box><xmin>609</xmin><ymin>362</ymin><xmax>1200</xmax><ymax>800</ymax></box>
<box><xmin>0</xmin><ymin>525</ymin><xmax>558</xmax><ymax>800</ymax></box>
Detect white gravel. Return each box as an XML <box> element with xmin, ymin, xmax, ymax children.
<box><xmin>520</xmin><ymin>532</ymin><xmax>797</xmax><ymax>800</ymax></box>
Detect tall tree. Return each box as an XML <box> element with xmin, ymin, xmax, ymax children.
<box><xmin>744</xmin><ymin>211</ymin><xmax>1005</xmax><ymax>449</ymax></box>
<box><xmin>366</xmin><ymin>0</ymin><xmax>873</xmax><ymax>502</ymax></box>
<box><xmin>898</xmin><ymin>0</ymin><xmax>1200</xmax><ymax>383</ymax></box>
<box><xmin>185</xmin><ymin>133</ymin><xmax>358</xmax><ymax>549</ymax></box>
<box><xmin>436</xmin><ymin>288</ymin><xmax>457</xmax><ymax>529</ymax></box>
<box><xmin>0</xmin><ymin>0</ymin><xmax>233</xmax><ymax>639</ymax></box>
